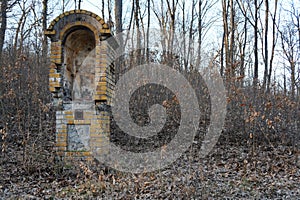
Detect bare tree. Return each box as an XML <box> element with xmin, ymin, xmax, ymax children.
<box><xmin>278</xmin><ymin>2</ymin><xmax>299</xmax><ymax>99</ymax></box>
<box><xmin>221</xmin><ymin>0</ymin><xmax>229</xmax><ymax>78</ymax></box>
<box><xmin>166</xmin><ymin>0</ymin><xmax>178</xmax><ymax>59</ymax></box>
<box><xmin>0</xmin><ymin>0</ymin><xmax>8</xmax><ymax>64</ymax></box>
<box><xmin>262</xmin><ymin>0</ymin><xmax>269</xmax><ymax>89</ymax></box>
<box><xmin>13</xmin><ymin>0</ymin><xmax>32</xmax><ymax>56</ymax></box>
<box><xmin>267</xmin><ymin>0</ymin><xmax>278</xmax><ymax>93</ymax></box>
<box><xmin>134</xmin><ymin>0</ymin><xmax>142</xmax><ymax>65</ymax></box>
<box><xmin>114</xmin><ymin>0</ymin><xmax>123</xmax><ymax>78</ymax></box>
<box><xmin>152</xmin><ymin>0</ymin><xmax>179</xmax><ymax>67</ymax></box>
<box><xmin>222</xmin><ymin>0</ymin><xmax>236</xmax><ymax>80</ymax></box>
<box><xmin>42</xmin><ymin>0</ymin><xmax>48</xmax><ymax>68</ymax></box>
<box><xmin>237</xmin><ymin>0</ymin><xmax>263</xmax><ymax>88</ymax></box>
<box><xmin>146</xmin><ymin>0</ymin><xmax>150</xmax><ymax>63</ymax></box>
<box><xmin>196</xmin><ymin>0</ymin><xmax>218</xmax><ymax>70</ymax></box>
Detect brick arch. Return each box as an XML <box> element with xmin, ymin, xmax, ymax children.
<box><xmin>45</xmin><ymin>9</ymin><xmax>111</xmax><ymax>40</ymax></box>
<box><xmin>47</xmin><ymin>9</ymin><xmax>110</xmax><ymax>33</ymax></box>
<box><xmin>59</xmin><ymin>23</ymin><xmax>100</xmax><ymax>42</ymax></box>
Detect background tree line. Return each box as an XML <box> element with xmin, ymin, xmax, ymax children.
<box><xmin>0</xmin><ymin>0</ymin><xmax>299</xmax><ymax>171</ymax></box>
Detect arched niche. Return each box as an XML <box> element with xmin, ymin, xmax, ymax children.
<box><xmin>45</xmin><ymin>9</ymin><xmax>114</xmax><ymax>108</ymax></box>
<box><xmin>62</xmin><ymin>27</ymin><xmax>96</xmax><ymax>101</ymax></box>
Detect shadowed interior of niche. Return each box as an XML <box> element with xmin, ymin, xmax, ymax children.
<box><xmin>63</xmin><ymin>27</ymin><xmax>96</xmax><ymax>101</ymax></box>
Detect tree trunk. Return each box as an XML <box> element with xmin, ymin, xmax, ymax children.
<box><xmin>114</xmin><ymin>0</ymin><xmax>122</xmax><ymax>79</ymax></box>
<box><xmin>196</xmin><ymin>0</ymin><xmax>203</xmax><ymax>70</ymax></box>
<box><xmin>166</xmin><ymin>0</ymin><xmax>177</xmax><ymax>68</ymax></box>
<box><xmin>220</xmin><ymin>31</ymin><xmax>225</xmax><ymax>77</ymax></box>
<box><xmin>188</xmin><ymin>0</ymin><xmax>196</xmax><ymax>71</ymax></box>
<box><xmin>0</xmin><ymin>0</ymin><xmax>8</xmax><ymax>64</ymax></box>
<box><xmin>229</xmin><ymin>0</ymin><xmax>235</xmax><ymax>78</ymax></box>
<box><xmin>134</xmin><ymin>0</ymin><xmax>142</xmax><ymax>65</ymax></box>
<box><xmin>146</xmin><ymin>0</ymin><xmax>150</xmax><ymax>63</ymax></box>
<box><xmin>240</xmin><ymin>15</ymin><xmax>247</xmax><ymax>87</ymax></box>
<box><xmin>101</xmin><ymin>0</ymin><xmax>105</xmax><ymax>19</ymax></box>
<box><xmin>253</xmin><ymin>0</ymin><xmax>259</xmax><ymax>88</ymax></box>
<box><xmin>222</xmin><ymin>0</ymin><xmax>230</xmax><ymax>79</ymax></box>
<box><xmin>267</xmin><ymin>0</ymin><xmax>278</xmax><ymax>93</ymax></box>
<box><xmin>262</xmin><ymin>0</ymin><xmax>269</xmax><ymax>90</ymax></box>
<box><xmin>42</xmin><ymin>0</ymin><xmax>48</xmax><ymax>68</ymax></box>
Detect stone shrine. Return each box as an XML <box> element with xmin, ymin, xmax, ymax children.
<box><xmin>45</xmin><ymin>10</ymin><xmax>116</xmax><ymax>160</ymax></box>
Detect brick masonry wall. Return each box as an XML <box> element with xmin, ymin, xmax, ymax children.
<box><xmin>55</xmin><ymin>109</ymin><xmax>110</xmax><ymax>161</ymax></box>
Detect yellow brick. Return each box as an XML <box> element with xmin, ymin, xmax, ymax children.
<box><xmin>65</xmin><ymin>152</ymin><xmax>75</xmax><ymax>157</ymax></box>
<box><xmin>84</xmin><ymin>120</ymin><xmax>91</xmax><ymax>124</ymax></box>
<box><xmin>95</xmin><ymin>48</ymin><xmax>101</xmax><ymax>54</ymax></box>
<box><xmin>100</xmin><ymin>29</ymin><xmax>111</xmax><ymax>34</ymax></box>
<box><xmin>65</xmin><ymin>151</ymin><xmax>91</xmax><ymax>157</ymax></box>
<box><xmin>50</xmin><ymin>54</ymin><xmax>62</xmax><ymax>59</ymax></box>
<box><xmin>49</xmin><ymin>69</ymin><xmax>56</xmax><ymax>73</ymax></box>
<box><xmin>90</xmin><ymin>133</ymin><xmax>105</xmax><ymax>138</ymax></box>
<box><xmin>51</xmin><ymin>58</ymin><xmax>62</xmax><ymax>64</ymax></box>
<box><xmin>57</xmin><ymin>138</ymin><xmax>66</xmax><ymax>143</ymax></box>
<box><xmin>97</xmin><ymin>82</ymin><xmax>107</xmax><ymax>86</ymax></box>
<box><xmin>49</xmin><ymin>63</ymin><xmax>57</xmax><ymax>69</ymax></box>
<box><xmin>94</xmin><ymin>95</ymin><xmax>107</xmax><ymax>101</ymax></box>
<box><xmin>67</xmin><ymin>120</ymin><xmax>74</xmax><ymax>124</ymax></box>
<box><xmin>99</xmin><ymin>19</ymin><xmax>105</xmax><ymax>24</ymax></box>
<box><xmin>97</xmin><ymin>85</ymin><xmax>107</xmax><ymax>91</ymax></box>
<box><xmin>96</xmin><ymin>91</ymin><xmax>107</xmax><ymax>95</ymax></box>
<box><xmin>73</xmin><ymin>120</ymin><xmax>90</xmax><ymax>124</ymax></box>
<box><xmin>45</xmin><ymin>30</ymin><xmax>56</xmax><ymax>35</ymax></box>
<box><xmin>56</xmin><ymin>151</ymin><xmax>65</xmax><ymax>156</ymax></box>
<box><xmin>64</xmin><ymin>111</ymin><xmax>73</xmax><ymax>115</ymax></box>
<box><xmin>49</xmin><ymin>87</ymin><xmax>56</xmax><ymax>92</ymax></box>
<box><xmin>51</xmin><ymin>44</ymin><xmax>61</xmax><ymax>52</ymax></box>
<box><xmin>86</xmin><ymin>157</ymin><xmax>94</xmax><ymax>162</ymax></box>
<box><xmin>83</xmin><ymin>115</ymin><xmax>94</xmax><ymax>119</ymax></box>
<box><xmin>57</xmin><ymin>133</ymin><xmax>67</xmax><ymax>138</ymax></box>
<box><xmin>84</xmin><ymin>111</ymin><xmax>94</xmax><ymax>115</ymax></box>
<box><xmin>49</xmin><ymin>82</ymin><xmax>61</xmax><ymax>87</ymax></box>
<box><xmin>65</xmin><ymin>115</ymin><xmax>74</xmax><ymax>119</ymax></box>
<box><xmin>60</xmin><ymin>129</ymin><xmax>67</xmax><ymax>133</ymax></box>
<box><xmin>92</xmin><ymin>138</ymin><xmax>107</xmax><ymax>143</ymax></box>
<box><xmin>56</xmin><ymin>129</ymin><xmax>65</xmax><ymax>134</ymax></box>
<box><xmin>99</xmin><ymin>77</ymin><xmax>107</xmax><ymax>82</ymax></box>
<box><xmin>90</xmin><ymin>127</ymin><xmax>100</xmax><ymax>132</ymax></box>
<box><xmin>56</xmin><ymin>142</ymin><xmax>67</xmax><ymax>147</ymax></box>
<box><xmin>96</xmin><ymin>116</ymin><xmax>110</xmax><ymax>120</ymax></box>
<box><xmin>75</xmin><ymin>21</ymin><xmax>82</xmax><ymax>25</ymax></box>
<box><xmin>49</xmin><ymin>73</ymin><xmax>60</xmax><ymax>78</ymax></box>
<box><xmin>82</xmin><ymin>152</ymin><xmax>92</xmax><ymax>156</ymax></box>
<box><xmin>90</xmin><ymin>123</ymin><xmax>101</xmax><ymax>128</ymax></box>
<box><xmin>103</xmin><ymin>23</ymin><xmax>109</xmax><ymax>29</ymax></box>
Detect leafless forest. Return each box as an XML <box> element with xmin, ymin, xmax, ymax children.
<box><xmin>0</xmin><ymin>0</ymin><xmax>299</xmax><ymax>198</ymax></box>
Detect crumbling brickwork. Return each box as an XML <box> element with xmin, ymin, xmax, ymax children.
<box><xmin>45</xmin><ymin>10</ymin><xmax>116</xmax><ymax>160</ymax></box>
